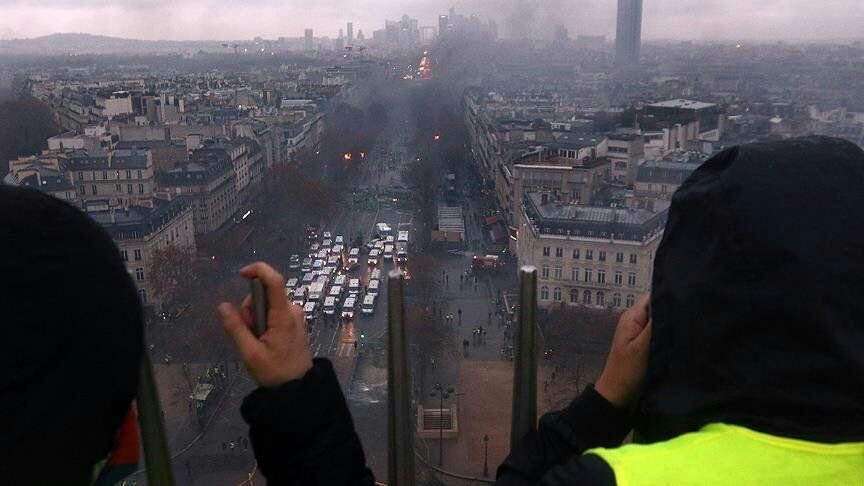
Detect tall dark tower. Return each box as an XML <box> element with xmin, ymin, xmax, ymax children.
<box><xmin>615</xmin><ymin>0</ymin><xmax>643</xmax><ymax>67</ymax></box>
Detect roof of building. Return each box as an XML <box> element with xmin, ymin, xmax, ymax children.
<box><xmin>157</xmin><ymin>159</ymin><xmax>234</xmax><ymax>187</ymax></box>
<box><xmin>647</xmin><ymin>99</ymin><xmax>717</xmax><ymax>110</ymax></box>
<box><xmin>89</xmin><ymin>198</ymin><xmax>188</xmax><ymax>241</ymax></box>
<box><xmin>636</xmin><ymin>152</ymin><xmax>707</xmax><ymax>184</ymax></box>
<box><xmin>18</xmin><ymin>169</ymin><xmax>75</xmax><ymax>192</ymax></box>
<box><xmin>110</xmin><ymin>150</ymin><xmax>149</xmax><ymax>169</ymax></box>
<box><xmin>523</xmin><ymin>192</ymin><xmax>667</xmax><ymax>242</ymax></box>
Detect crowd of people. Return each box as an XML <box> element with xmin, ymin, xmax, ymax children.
<box><xmin>2</xmin><ymin>136</ymin><xmax>863</xmax><ymax>484</ymax></box>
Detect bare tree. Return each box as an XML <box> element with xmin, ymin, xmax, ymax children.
<box><xmin>148</xmin><ymin>243</ymin><xmax>201</xmax><ymax>313</ymax></box>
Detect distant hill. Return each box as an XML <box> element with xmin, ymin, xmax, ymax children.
<box><xmin>0</xmin><ymin>32</ymin><xmax>230</xmax><ymax>55</ymax></box>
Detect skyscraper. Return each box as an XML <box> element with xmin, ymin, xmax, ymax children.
<box><xmin>304</xmin><ymin>28</ymin><xmax>313</xmax><ymax>52</ymax></box>
<box><xmin>438</xmin><ymin>15</ymin><xmax>449</xmax><ymax>38</ymax></box>
<box><xmin>347</xmin><ymin>22</ymin><xmax>354</xmax><ymax>42</ymax></box>
<box><xmin>615</xmin><ymin>0</ymin><xmax>642</xmax><ymax>67</ymax></box>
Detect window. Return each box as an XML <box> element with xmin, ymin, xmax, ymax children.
<box><xmin>120</xmin><ymin>250</ymin><xmax>128</xmax><ymax>261</ymax></box>
<box><xmin>541</xmin><ymin>265</ymin><xmax>550</xmax><ymax>279</ymax></box>
<box><xmin>597</xmin><ymin>270</ymin><xmax>606</xmax><ymax>284</ymax></box>
<box><xmin>126</xmin><ymin>170</ymin><xmax>132</xmax><ymax>179</ymax></box>
<box><xmin>630</xmin><ymin>253</ymin><xmax>638</xmax><ymax>264</ymax></box>
<box><xmin>138</xmin><ymin>289</ymin><xmax>148</xmax><ymax>304</ymax></box>
<box><xmin>584</xmin><ymin>269</ymin><xmax>592</xmax><ymax>282</ymax></box>
<box><xmin>572</xmin><ymin>248</ymin><xmax>580</xmax><ymax>259</ymax></box>
<box><xmin>609</xmin><ymin>146</ymin><xmax>628</xmax><ymax>154</ymax></box>
<box><xmin>135</xmin><ymin>268</ymin><xmax>144</xmax><ymax>281</ymax></box>
<box><xmin>570</xmin><ymin>288</ymin><xmax>579</xmax><ymax>303</ymax></box>
<box><xmin>597</xmin><ymin>291</ymin><xmax>605</xmax><ymax>306</ymax></box>
<box><xmin>137</xmin><ymin>169</ymin><xmax>143</xmax><ymax>179</ymax></box>
<box><xmin>115</xmin><ymin>183</ymin><xmax>121</xmax><ymax>192</ymax></box>
<box><xmin>78</xmin><ymin>185</ymin><xmax>85</xmax><ymax>195</ymax></box>
<box><xmin>138</xmin><ymin>184</ymin><xmax>144</xmax><ymax>194</ymax></box>
<box><xmin>599</xmin><ymin>251</ymin><xmax>606</xmax><ymax>262</ymax></box>
<box><xmin>127</xmin><ymin>184</ymin><xmax>133</xmax><ymax>194</ymax></box>
<box><xmin>571</xmin><ymin>267</ymin><xmax>579</xmax><ymax>281</ymax></box>
<box><xmin>583</xmin><ymin>290</ymin><xmax>592</xmax><ymax>305</ymax></box>
<box><xmin>661</xmin><ymin>184</ymin><xmax>668</xmax><ymax>194</ymax></box>
<box><xmin>134</xmin><ymin>249</ymin><xmax>142</xmax><ymax>261</ymax></box>
<box><xmin>78</xmin><ymin>172</ymin><xmax>83</xmax><ymax>181</ymax></box>
<box><xmin>628</xmin><ymin>273</ymin><xmax>637</xmax><ymax>287</ymax></box>
<box><xmin>613</xmin><ymin>293</ymin><xmax>622</xmax><ymax>307</ymax></box>
<box><xmin>615</xmin><ymin>271</ymin><xmax>623</xmax><ymax>286</ymax></box>
<box><xmin>585</xmin><ymin>249</ymin><xmax>593</xmax><ymax>260</ymax></box>
<box><xmin>616</xmin><ymin>252</ymin><xmax>624</xmax><ymax>263</ymax></box>
<box><xmin>102</xmin><ymin>170</ymin><xmax>107</xmax><ymax>180</ymax></box>
<box><xmin>540</xmin><ymin>286</ymin><xmax>549</xmax><ymax>300</ymax></box>
<box><xmin>553</xmin><ymin>287</ymin><xmax>562</xmax><ymax>302</ymax></box>
<box><xmin>553</xmin><ymin>265</ymin><xmax>563</xmax><ymax>280</ymax></box>
<box><xmin>555</xmin><ymin>247</ymin><xmax>563</xmax><ymax>258</ymax></box>
<box><xmin>91</xmin><ymin>184</ymin><xmax>97</xmax><ymax>195</ymax></box>
<box><xmin>626</xmin><ymin>294</ymin><xmax>635</xmax><ymax>307</ymax></box>
<box><xmin>542</xmin><ymin>246</ymin><xmax>550</xmax><ymax>257</ymax></box>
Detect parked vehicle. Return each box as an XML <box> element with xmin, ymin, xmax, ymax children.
<box><xmin>333</xmin><ymin>274</ymin><xmax>347</xmax><ymax>288</ymax></box>
<box><xmin>329</xmin><ymin>285</ymin><xmax>343</xmax><ymax>300</ymax></box>
<box><xmin>370</xmin><ymin>268</ymin><xmax>382</xmax><ymax>281</ymax></box>
<box><xmin>397</xmin><ymin>230</ymin><xmax>409</xmax><ymax>243</ymax></box>
<box><xmin>312</xmin><ymin>259</ymin><xmax>325</xmax><ymax>273</ymax></box>
<box><xmin>322</xmin><ymin>231</ymin><xmax>332</xmax><ymax>240</ymax></box>
<box><xmin>335</xmin><ymin>235</ymin><xmax>344</xmax><ymax>245</ymax></box>
<box><xmin>368</xmin><ymin>249</ymin><xmax>381</xmax><ymax>266</ymax></box>
<box><xmin>361</xmin><ymin>294</ymin><xmax>376</xmax><ymax>315</ymax></box>
<box><xmin>374</xmin><ymin>222</ymin><xmax>392</xmax><ymax>237</ymax></box>
<box><xmin>366</xmin><ymin>238</ymin><xmax>382</xmax><ymax>251</ymax></box>
<box><xmin>301</xmin><ymin>272</ymin><xmax>315</xmax><ymax>285</ymax></box>
<box><xmin>301</xmin><ymin>257</ymin><xmax>313</xmax><ymax>273</ymax></box>
<box><xmin>347</xmin><ymin>247</ymin><xmax>360</xmax><ymax>269</ymax></box>
<box><xmin>348</xmin><ymin>278</ymin><xmax>361</xmax><ymax>295</ymax></box>
<box><xmin>307</xmin><ymin>279</ymin><xmax>327</xmax><ymax>303</ymax></box>
<box><xmin>342</xmin><ymin>296</ymin><xmax>357</xmax><ymax>318</ymax></box>
<box><xmin>472</xmin><ymin>254</ymin><xmax>500</xmax><ymax>271</ymax></box>
<box><xmin>322</xmin><ymin>239</ymin><xmax>333</xmax><ymax>249</ymax></box>
<box><xmin>383</xmin><ymin>244</ymin><xmax>394</xmax><ymax>261</ymax></box>
<box><xmin>304</xmin><ymin>301</ymin><xmax>318</xmax><ymax>321</ymax></box>
<box><xmin>396</xmin><ymin>243</ymin><xmax>408</xmax><ymax>263</ymax></box>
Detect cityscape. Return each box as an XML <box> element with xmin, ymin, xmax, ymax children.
<box><xmin>3</xmin><ymin>0</ymin><xmax>864</xmax><ymax>484</ymax></box>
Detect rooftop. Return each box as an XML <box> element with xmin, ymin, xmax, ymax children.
<box><xmin>89</xmin><ymin>198</ymin><xmax>188</xmax><ymax>241</ymax></box>
<box><xmin>647</xmin><ymin>99</ymin><xmax>717</xmax><ymax>111</ymax></box>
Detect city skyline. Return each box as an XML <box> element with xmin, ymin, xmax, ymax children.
<box><xmin>1</xmin><ymin>0</ymin><xmax>864</xmax><ymax>43</ymax></box>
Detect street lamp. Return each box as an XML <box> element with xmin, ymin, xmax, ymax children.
<box><xmin>431</xmin><ymin>383</ymin><xmax>454</xmax><ymax>467</ymax></box>
<box><xmin>483</xmin><ymin>434</ymin><xmax>490</xmax><ymax>477</ymax></box>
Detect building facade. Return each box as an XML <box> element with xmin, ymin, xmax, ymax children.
<box><xmin>615</xmin><ymin>0</ymin><xmax>643</xmax><ymax>67</ymax></box>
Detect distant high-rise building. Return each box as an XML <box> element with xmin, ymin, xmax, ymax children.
<box><xmin>615</xmin><ymin>0</ymin><xmax>642</xmax><ymax>67</ymax></box>
<box><xmin>347</xmin><ymin>22</ymin><xmax>354</xmax><ymax>42</ymax></box>
<box><xmin>304</xmin><ymin>28</ymin><xmax>313</xmax><ymax>52</ymax></box>
<box><xmin>438</xmin><ymin>15</ymin><xmax>449</xmax><ymax>38</ymax></box>
<box><xmin>357</xmin><ymin>29</ymin><xmax>365</xmax><ymax>41</ymax></box>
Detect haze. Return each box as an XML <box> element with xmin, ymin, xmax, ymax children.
<box><xmin>0</xmin><ymin>0</ymin><xmax>862</xmax><ymax>42</ymax></box>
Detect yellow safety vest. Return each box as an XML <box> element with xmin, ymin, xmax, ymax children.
<box><xmin>586</xmin><ymin>423</ymin><xmax>864</xmax><ymax>486</ymax></box>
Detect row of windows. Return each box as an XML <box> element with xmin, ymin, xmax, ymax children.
<box><xmin>540</xmin><ymin>265</ymin><xmax>638</xmax><ymax>286</ymax></box>
<box><xmin>77</xmin><ymin>169</ymin><xmax>145</xmax><ymax>181</ymax></box>
<box><xmin>542</xmin><ymin>246</ymin><xmax>639</xmax><ymax>264</ymax></box>
<box><xmin>79</xmin><ymin>183</ymin><xmax>145</xmax><ymax>196</ymax></box>
<box><xmin>120</xmin><ymin>249</ymin><xmax>143</xmax><ymax>262</ymax></box>
<box><xmin>540</xmin><ymin>286</ymin><xmax>636</xmax><ymax>308</ymax></box>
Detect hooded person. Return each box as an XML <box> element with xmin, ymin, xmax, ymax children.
<box><xmin>0</xmin><ymin>185</ymin><xmax>143</xmax><ymax>484</ymax></box>
<box><xmin>495</xmin><ymin>136</ymin><xmax>864</xmax><ymax>485</ymax></box>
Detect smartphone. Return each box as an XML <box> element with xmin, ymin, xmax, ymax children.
<box><xmin>250</xmin><ymin>278</ymin><xmax>269</xmax><ymax>337</ymax></box>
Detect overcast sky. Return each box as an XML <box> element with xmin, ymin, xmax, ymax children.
<box><xmin>0</xmin><ymin>0</ymin><xmax>862</xmax><ymax>42</ymax></box>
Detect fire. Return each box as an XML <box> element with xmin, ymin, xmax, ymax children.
<box><xmin>433</xmin><ymin>134</ymin><xmax>441</xmax><ymax>141</ymax></box>
<box><xmin>343</xmin><ymin>152</ymin><xmax>352</xmax><ymax>161</ymax></box>
<box><xmin>360</xmin><ymin>151</ymin><xmax>366</xmax><ymax>159</ymax></box>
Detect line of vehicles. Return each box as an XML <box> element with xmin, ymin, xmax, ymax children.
<box><xmin>284</xmin><ymin>223</ymin><xmax>410</xmax><ymax>324</ymax></box>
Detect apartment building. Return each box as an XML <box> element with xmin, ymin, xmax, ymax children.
<box><xmin>155</xmin><ymin>154</ymin><xmax>239</xmax><ymax>235</ymax></box>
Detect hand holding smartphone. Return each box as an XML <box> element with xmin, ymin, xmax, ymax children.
<box><xmin>250</xmin><ymin>277</ymin><xmax>269</xmax><ymax>337</ymax></box>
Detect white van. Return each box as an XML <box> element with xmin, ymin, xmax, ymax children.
<box><xmin>334</xmin><ymin>274</ymin><xmax>347</xmax><ymax>288</ymax></box>
<box><xmin>375</xmin><ymin>222</ymin><xmax>392</xmax><ymax>237</ymax></box>
<box><xmin>368</xmin><ymin>249</ymin><xmax>381</xmax><ymax>266</ymax></box>
<box><xmin>323</xmin><ymin>296</ymin><xmax>337</xmax><ymax>315</ymax></box>
<box><xmin>341</xmin><ymin>296</ymin><xmax>357</xmax><ymax>318</ymax></box>
<box><xmin>329</xmin><ymin>285</ymin><xmax>343</xmax><ymax>300</ymax></box>
<box><xmin>335</xmin><ymin>235</ymin><xmax>344</xmax><ymax>245</ymax></box>
<box><xmin>301</xmin><ymin>257</ymin><xmax>313</xmax><ymax>273</ymax></box>
<box><xmin>361</xmin><ymin>294</ymin><xmax>376</xmax><ymax>315</ymax></box>
<box><xmin>347</xmin><ymin>247</ymin><xmax>360</xmax><ymax>268</ymax></box>
<box><xmin>396</xmin><ymin>243</ymin><xmax>408</xmax><ymax>263</ymax></box>
<box><xmin>370</xmin><ymin>268</ymin><xmax>382</xmax><ymax>281</ymax></box>
<box><xmin>383</xmin><ymin>244</ymin><xmax>394</xmax><ymax>261</ymax></box>
<box><xmin>302</xmin><ymin>272</ymin><xmax>315</xmax><ymax>285</ymax></box>
<box><xmin>348</xmin><ymin>278</ymin><xmax>361</xmax><ymax>295</ymax></box>
<box><xmin>312</xmin><ymin>259</ymin><xmax>324</xmax><ymax>272</ymax></box>
<box><xmin>367</xmin><ymin>279</ymin><xmax>380</xmax><ymax>296</ymax></box>
<box><xmin>397</xmin><ymin>230</ymin><xmax>409</xmax><ymax>243</ymax></box>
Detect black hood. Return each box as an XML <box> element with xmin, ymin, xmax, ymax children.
<box><xmin>636</xmin><ymin>136</ymin><xmax>864</xmax><ymax>444</ymax></box>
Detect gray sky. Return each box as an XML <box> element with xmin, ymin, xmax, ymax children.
<box><xmin>0</xmin><ymin>0</ymin><xmax>861</xmax><ymax>42</ymax></box>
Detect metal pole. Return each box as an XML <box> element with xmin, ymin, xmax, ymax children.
<box><xmin>138</xmin><ymin>352</ymin><xmax>176</xmax><ymax>486</ymax></box>
<box><xmin>510</xmin><ymin>266</ymin><xmax>538</xmax><ymax>448</ymax></box>
<box><xmin>387</xmin><ymin>270</ymin><xmax>415</xmax><ymax>486</ymax></box>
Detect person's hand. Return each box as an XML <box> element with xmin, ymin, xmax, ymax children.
<box><xmin>217</xmin><ymin>262</ymin><xmax>313</xmax><ymax>388</ymax></box>
<box><xmin>595</xmin><ymin>294</ymin><xmax>652</xmax><ymax>408</ymax></box>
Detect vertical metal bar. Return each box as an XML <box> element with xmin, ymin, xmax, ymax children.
<box><xmin>138</xmin><ymin>352</ymin><xmax>176</xmax><ymax>485</ymax></box>
<box><xmin>387</xmin><ymin>270</ymin><xmax>415</xmax><ymax>486</ymax></box>
<box><xmin>510</xmin><ymin>266</ymin><xmax>538</xmax><ymax>448</ymax></box>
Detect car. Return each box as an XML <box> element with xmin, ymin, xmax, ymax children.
<box><xmin>366</xmin><ymin>238</ymin><xmax>381</xmax><ymax>250</ymax></box>
<box><xmin>325</xmin><ymin>255</ymin><xmax>340</xmax><ymax>273</ymax></box>
<box><xmin>317</xmin><ymin>249</ymin><xmax>329</xmax><ymax>260</ymax></box>
<box><xmin>309</xmin><ymin>243</ymin><xmax>320</xmax><ymax>254</ymax></box>
<box><xmin>322</xmin><ymin>231</ymin><xmax>332</xmax><ymax>240</ymax></box>
<box><xmin>301</xmin><ymin>272</ymin><xmax>316</xmax><ymax>285</ymax></box>
<box><xmin>396</xmin><ymin>243</ymin><xmax>408</xmax><ymax>263</ymax></box>
<box><xmin>383</xmin><ymin>244</ymin><xmax>394</xmax><ymax>260</ymax></box>
<box><xmin>367</xmin><ymin>279</ymin><xmax>380</xmax><ymax>296</ymax></box>
<box><xmin>334</xmin><ymin>274</ymin><xmax>347</xmax><ymax>288</ymax></box>
<box><xmin>285</xmin><ymin>277</ymin><xmax>299</xmax><ymax>296</ymax></box>
<box><xmin>329</xmin><ymin>285</ymin><xmax>343</xmax><ymax>300</ymax></box>
<box><xmin>301</xmin><ymin>257</ymin><xmax>313</xmax><ymax>273</ymax></box>
<box><xmin>288</xmin><ymin>254</ymin><xmax>301</xmax><ymax>271</ymax></box>
<box><xmin>312</xmin><ymin>259</ymin><xmax>325</xmax><ymax>272</ymax></box>
<box><xmin>335</xmin><ymin>235</ymin><xmax>344</xmax><ymax>245</ymax></box>
<box><xmin>322</xmin><ymin>239</ymin><xmax>333</xmax><ymax>249</ymax></box>
<box><xmin>348</xmin><ymin>278</ymin><xmax>361</xmax><ymax>295</ymax></box>
<box><xmin>348</xmin><ymin>247</ymin><xmax>360</xmax><ymax>267</ymax></box>
<box><xmin>323</xmin><ymin>296</ymin><xmax>337</xmax><ymax>315</ymax></box>
<box><xmin>370</xmin><ymin>268</ymin><xmax>382</xmax><ymax>281</ymax></box>
<box><xmin>304</xmin><ymin>302</ymin><xmax>318</xmax><ymax>321</ymax></box>
<box><xmin>374</xmin><ymin>240</ymin><xmax>385</xmax><ymax>250</ymax></box>
<box><xmin>341</xmin><ymin>296</ymin><xmax>357</xmax><ymax>318</ymax></box>
<box><xmin>397</xmin><ymin>230</ymin><xmax>409</xmax><ymax>243</ymax></box>
<box><xmin>368</xmin><ymin>249</ymin><xmax>381</xmax><ymax>266</ymax></box>
<box><xmin>374</xmin><ymin>222</ymin><xmax>392</xmax><ymax>237</ymax></box>
<box><xmin>385</xmin><ymin>235</ymin><xmax>395</xmax><ymax>244</ymax></box>
<box><xmin>331</xmin><ymin>244</ymin><xmax>344</xmax><ymax>257</ymax></box>
<box><xmin>361</xmin><ymin>294</ymin><xmax>376</xmax><ymax>315</ymax></box>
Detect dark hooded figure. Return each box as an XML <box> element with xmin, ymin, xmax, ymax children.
<box><xmin>0</xmin><ymin>185</ymin><xmax>143</xmax><ymax>484</ymax></box>
<box><xmin>496</xmin><ymin>136</ymin><xmax>864</xmax><ymax>485</ymax></box>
